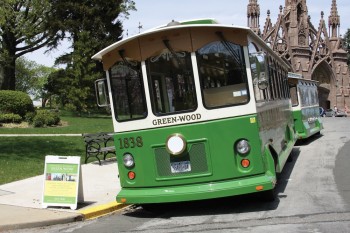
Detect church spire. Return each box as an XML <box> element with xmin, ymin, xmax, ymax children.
<box><xmin>247</xmin><ymin>0</ymin><xmax>261</xmax><ymax>35</ymax></box>
<box><xmin>328</xmin><ymin>0</ymin><xmax>340</xmax><ymax>38</ymax></box>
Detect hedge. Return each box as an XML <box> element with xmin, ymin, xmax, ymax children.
<box><xmin>0</xmin><ymin>113</ymin><xmax>22</xmax><ymax>123</ymax></box>
<box><xmin>31</xmin><ymin>110</ymin><xmax>61</xmax><ymax>128</ymax></box>
<box><xmin>0</xmin><ymin>90</ymin><xmax>34</xmax><ymax>118</ymax></box>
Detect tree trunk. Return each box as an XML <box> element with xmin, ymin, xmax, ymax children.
<box><xmin>42</xmin><ymin>96</ymin><xmax>48</xmax><ymax>108</ymax></box>
<box><xmin>1</xmin><ymin>27</ymin><xmax>17</xmax><ymax>90</ymax></box>
<box><xmin>1</xmin><ymin>57</ymin><xmax>16</xmax><ymax>90</ymax></box>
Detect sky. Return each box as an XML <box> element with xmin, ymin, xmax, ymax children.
<box><xmin>25</xmin><ymin>0</ymin><xmax>350</xmax><ymax>67</ymax></box>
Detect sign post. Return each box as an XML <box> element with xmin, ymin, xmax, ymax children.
<box><xmin>42</xmin><ymin>156</ymin><xmax>84</xmax><ymax>210</ymax></box>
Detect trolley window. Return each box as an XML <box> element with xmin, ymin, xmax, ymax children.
<box><xmin>109</xmin><ymin>61</ymin><xmax>147</xmax><ymax>121</ymax></box>
<box><xmin>290</xmin><ymin>85</ymin><xmax>299</xmax><ymax>107</ymax></box>
<box><xmin>146</xmin><ymin>50</ymin><xmax>197</xmax><ymax>115</ymax></box>
<box><xmin>196</xmin><ymin>41</ymin><xmax>249</xmax><ymax>108</ymax></box>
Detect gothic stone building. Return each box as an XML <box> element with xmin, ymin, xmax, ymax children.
<box><xmin>247</xmin><ymin>0</ymin><xmax>349</xmax><ymax>111</ymax></box>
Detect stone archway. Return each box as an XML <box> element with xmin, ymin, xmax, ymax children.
<box><xmin>311</xmin><ymin>60</ymin><xmax>336</xmax><ymax>109</ymax></box>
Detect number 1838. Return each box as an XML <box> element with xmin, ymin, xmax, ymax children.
<box><xmin>118</xmin><ymin>136</ymin><xmax>143</xmax><ymax>149</ymax></box>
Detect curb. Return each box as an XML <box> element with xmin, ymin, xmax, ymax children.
<box><xmin>79</xmin><ymin>201</ymin><xmax>129</xmax><ymax>220</ymax></box>
<box><xmin>0</xmin><ymin>205</ymin><xmax>83</xmax><ymax>232</ymax></box>
<box><xmin>0</xmin><ymin>215</ymin><xmax>83</xmax><ymax>232</ymax></box>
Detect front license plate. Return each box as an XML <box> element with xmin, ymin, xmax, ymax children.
<box><xmin>170</xmin><ymin>161</ymin><xmax>191</xmax><ymax>173</ymax></box>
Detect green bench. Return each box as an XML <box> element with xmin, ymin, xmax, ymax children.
<box><xmin>82</xmin><ymin>132</ymin><xmax>116</xmax><ymax>165</ymax></box>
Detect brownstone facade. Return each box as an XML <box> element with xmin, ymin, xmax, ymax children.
<box><xmin>248</xmin><ymin>0</ymin><xmax>350</xmax><ymax>111</ymax></box>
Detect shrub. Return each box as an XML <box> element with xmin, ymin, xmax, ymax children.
<box><xmin>31</xmin><ymin>110</ymin><xmax>60</xmax><ymax>128</ymax></box>
<box><xmin>0</xmin><ymin>90</ymin><xmax>34</xmax><ymax>118</ymax></box>
<box><xmin>33</xmin><ymin>119</ymin><xmax>44</xmax><ymax>127</ymax></box>
<box><xmin>0</xmin><ymin>113</ymin><xmax>22</xmax><ymax>123</ymax></box>
<box><xmin>25</xmin><ymin>112</ymin><xmax>36</xmax><ymax>124</ymax></box>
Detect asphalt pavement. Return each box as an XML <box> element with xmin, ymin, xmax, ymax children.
<box><xmin>0</xmin><ymin>158</ymin><xmax>126</xmax><ymax>232</ymax></box>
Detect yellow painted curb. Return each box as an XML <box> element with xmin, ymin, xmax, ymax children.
<box><xmin>79</xmin><ymin>201</ymin><xmax>128</xmax><ymax>220</ymax></box>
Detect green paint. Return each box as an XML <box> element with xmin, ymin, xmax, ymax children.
<box><xmin>44</xmin><ymin>196</ymin><xmax>76</xmax><ymax>204</ymax></box>
<box><xmin>46</xmin><ymin>163</ymin><xmax>78</xmax><ymax>174</ymax></box>
<box><xmin>114</xmin><ymin>115</ymin><xmax>283</xmax><ymax>204</ymax></box>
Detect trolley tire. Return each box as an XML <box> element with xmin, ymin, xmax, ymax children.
<box><xmin>260</xmin><ymin>150</ymin><xmax>277</xmax><ymax>202</ymax></box>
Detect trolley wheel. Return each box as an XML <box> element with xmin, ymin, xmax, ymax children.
<box><xmin>259</xmin><ymin>153</ymin><xmax>277</xmax><ymax>202</ymax></box>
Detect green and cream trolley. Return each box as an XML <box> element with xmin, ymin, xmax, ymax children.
<box><xmin>288</xmin><ymin>73</ymin><xmax>323</xmax><ymax>139</ymax></box>
<box><xmin>92</xmin><ymin>19</ymin><xmax>296</xmax><ymax>204</ymax></box>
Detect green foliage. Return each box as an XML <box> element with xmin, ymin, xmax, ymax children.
<box><xmin>47</xmin><ymin>0</ymin><xmax>136</xmax><ymax>114</ymax></box>
<box><xmin>31</xmin><ymin>110</ymin><xmax>60</xmax><ymax>127</ymax></box>
<box><xmin>0</xmin><ymin>113</ymin><xmax>22</xmax><ymax>123</ymax></box>
<box><xmin>0</xmin><ymin>111</ymin><xmax>113</xmax><ymax>134</ymax></box>
<box><xmin>0</xmin><ymin>90</ymin><xmax>34</xmax><ymax>118</ymax></box>
<box><xmin>25</xmin><ymin>111</ymin><xmax>36</xmax><ymax>125</ymax></box>
<box><xmin>0</xmin><ymin>0</ymin><xmax>63</xmax><ymax>90</ymax></box>
<box><xmin>1</xmin><ymin>0</ymin><xmax>136</xmax><ymax>114</ymax></box>
<box><xmin>16</xmin><ymin>57</ymin><xmax>56</xmax><ymax>106</ymax></box>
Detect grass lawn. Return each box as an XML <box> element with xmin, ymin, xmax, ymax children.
<box><xmin>0</xmin><ymin>112</ymin><xmax>114</xmax><ymax>185</ymax></box>
<box><xmin>0</xmin><ymin>137</ymin><xmax>86</xmax><ymax>185</ymax></box>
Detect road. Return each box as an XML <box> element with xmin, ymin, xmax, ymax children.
<box><xmin>10</xmin><ymin>117</ymin><xmax>350</xmax><ymax>233</ymax></box>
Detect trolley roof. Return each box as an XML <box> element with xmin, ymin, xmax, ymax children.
<box><xmin>92</xmin><ymin>19</ymin><xmax>290</xmax><ymax>71</ymax></box>
<box><xmin>288</xmin><ymin>72</ymin><xmax>319</xmax><ymax>85</ymax></box>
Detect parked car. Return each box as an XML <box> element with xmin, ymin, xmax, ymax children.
<box><xmin>324</xmin><ymin>109</ymin><xmax>347</xmax><ymax>117</ymax></box>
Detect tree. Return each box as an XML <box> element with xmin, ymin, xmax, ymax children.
<box><xmin>48</xmin><ymin>0</ymin><xmax>136</xmax><ymax>114</ymax></box>
<box><xmin>16</xmin><ymin>57</ymin><xmax>56</xmax><ymax>107</ymax></box>
<box><xmin>342</xmin><ymin>29</ymin><xmax>350</xmax><ymax>65</ymax></box>
<box><xmin>0</xmin><ymin>0</ymin><xmax>63</xmax><ymax>90</ymax></box>
<box><xmin>44</xmin><ymin>69</ymin><xmax>69</xmax><ymax>108</ymax></box>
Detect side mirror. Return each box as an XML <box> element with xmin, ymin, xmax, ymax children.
<box><xmin>95</xmin><ymin>79</ymin><xmax>109</xmax><ymax>107</ymax></box>
<box><xmin>257</xmin><ymin>72</ymin><xmax>268</xmax><ymax>90</ymax></box>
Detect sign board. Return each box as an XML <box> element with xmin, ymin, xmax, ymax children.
<box><xmin>42</xmin><ymin>156</ymin><xmax>84</xmax><ymax>210</ymax></box>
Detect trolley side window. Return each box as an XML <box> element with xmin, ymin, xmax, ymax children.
<box><xmin>146</xmin><ymin>51</ymin><xmax>197</xmax><ymax>115</ymax></box>
<box><xmin>196</xmin><ymin>41</ymin><xmax>249</xmax><ymax>108</ymax></box>
<box><xmin>290</xmin><ymin>85</ymin><xmax>299</xmax><ymax>107</ymax></box>
<box><xmin>109</xmin><ymin>62</ymin><xmax>147</xmax><ymax>121</ymax></box>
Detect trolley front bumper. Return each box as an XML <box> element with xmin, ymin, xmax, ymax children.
<box><xmin>116</xmin><ymin>171</ymin><xmax>276</xmax><ymax>204</ymax></box>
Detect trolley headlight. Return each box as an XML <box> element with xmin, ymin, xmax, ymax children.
<box><xmin>123</xmin><ymin>153</ymin><xmax>135</xmax><ymax>168</ymax></box>
<box><xmin>236</xmin><ymin>139</ymin><xmax>251</xmax><ymax>155</ymax></box>
<box><xmin>166</xmin><ymin>134</ymin><xmax>187</xmax><ymax>155</ymax></box>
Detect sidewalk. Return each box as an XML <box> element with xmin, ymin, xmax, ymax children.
<box><xmin>0</xmin><ymin>158</ymin><xmax>127</xmax><ymax>232</ymax></box>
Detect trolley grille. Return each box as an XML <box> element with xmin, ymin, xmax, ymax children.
<box><xmin>155</xmin><ymin>143</ymin><xmax>208</xmax><ymax>177</ymax></box>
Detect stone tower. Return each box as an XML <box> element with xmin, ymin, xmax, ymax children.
<box><xmin>247</xmin><ymin>0</ymin><xmax>261</xmax><ymax>35</ymax></box>
<box><xmin>248</xmin><ymin>0</ymin><xmax>350</xmax><ymax>111</ymax></box>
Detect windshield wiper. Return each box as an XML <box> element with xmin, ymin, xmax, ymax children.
<box><xmin>118</xmin><ymin>49</ymin><xmax>133</xmax><ymax>67</ymax></box>
<box><xmin>163</xmin><ymin>39</ymin><xmax>183</xmax><ymax>66</ymax></box>
<box><xmin>216</xmin><ymin>31</ymin><xmax>242</xmax><ymax>66</ymax></box>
